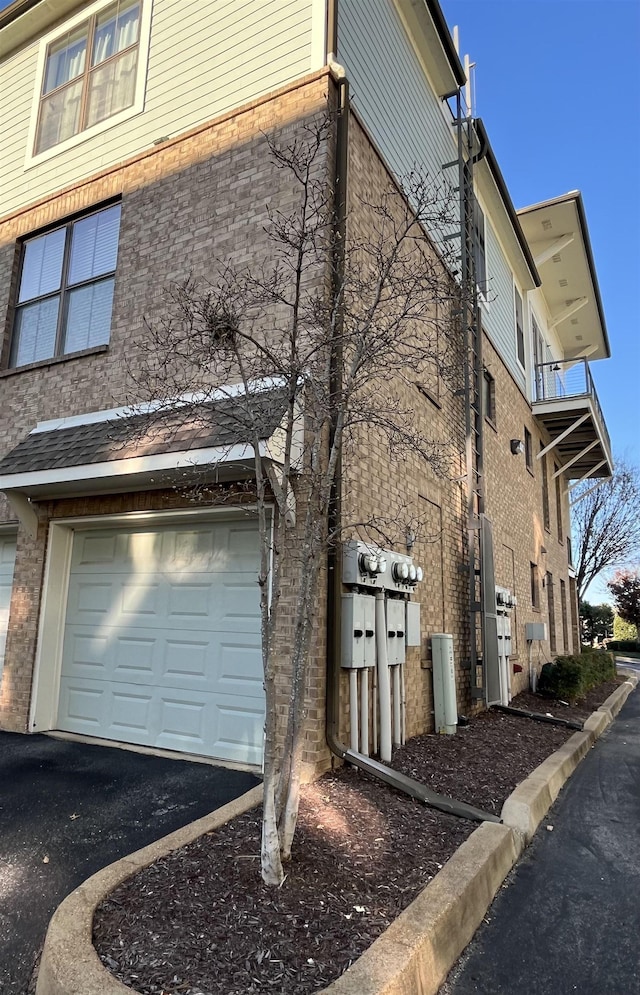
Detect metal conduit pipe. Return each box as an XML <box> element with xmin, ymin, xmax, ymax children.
<box><xmin>492</xmin><ymin>704</ymin><xmax>584</xmax><ymax>731</ymax></box>
<box><xmin>323</xmin><ymin>55</ymin><xmax>500</xmax><ymax>827</ymax></box>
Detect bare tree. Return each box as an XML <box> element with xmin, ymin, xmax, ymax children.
<box><xmin>128</xmin><ymin>115</ymin><xmax>466</xmax><ymax>885</ymax></box>
<box><xmin>571</xmin><ymin>460</ymin><xmax>640</xmax><ymax>600</ymax></box>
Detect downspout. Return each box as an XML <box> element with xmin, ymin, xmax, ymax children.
<box><xmin>323</xmin><ymin>40</ymin><xmax>500</xmax><ymax>826</ymax></box>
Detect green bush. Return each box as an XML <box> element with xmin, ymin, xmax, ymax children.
<box><xmin>607</xmin><ymin>639</ymin><xmax>640</xmax><ymax>653</ymax></box>
<box><xmin>537</xmin><ymin>650</ymin><xmax>616</xmax><ymax>702</ymax></box>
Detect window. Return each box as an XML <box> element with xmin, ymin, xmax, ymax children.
<box><xmin>541</xmin><ymin>443</ymin><xmax>550</xmax><ymax>531</ymax></box>
<box><xmin>567</xmin><ymin>535</ymin><xmax>574</xmax><ymax>568</ymax></box>
<box><xmin>547</xmin><ymin>572</ymin><xmax>556</xmax><ymax>652</ymax></box>
<box><xmin>530</xmin><ymin>562</ymin><xmax>540</xmax><ymax>610</ymax></box>
<box><xmin>555</xmin><ymin>464</ymin><xmax>563</xmax><ymax>543</ymax></box>
<box><xmin>483</xmin><ymin>369</ymin><xmax>495</xmax><ymax>424</ymax></box>
<box><xmin>473</xmin><ymin>199</ymin><xmax>488</xmax><ymax>297</ymax></box>
<box><xmin>514</xmin><ymin>287</ymin><xmax>525</xmax><ymax>368</ymax></box>
<box><xmin>10</xmin><ymin>203</ymin><xmax>121</xmax><ymax>368</ymax></box>
<box><xmin>34</xmin><ymin>0</ymin><xmax>142</xmax><ymax>156</ymax></box>
<box><xmin>524</xmin><ymin>428</ymin><xmax>533</xmax><ymax>472</ymax></box>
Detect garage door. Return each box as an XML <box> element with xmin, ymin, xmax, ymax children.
<box><xmin>57</xmin><ymin>520</ymin><xmax>264</xmax><ymax>765</ymax></box>
<box><xmin>0</xmin><ymin>533</ymin><xmax>17</xmax><ymax>681</ymax></box>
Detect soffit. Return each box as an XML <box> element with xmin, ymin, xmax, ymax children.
<box><xmin>518</xmin><ymin>194</ymin><xmax>610</xmax><ymax>361</ymax></box>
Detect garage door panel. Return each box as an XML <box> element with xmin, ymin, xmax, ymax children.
<box><xmin>217</xmin><ymin>642</ymin><xmax>264</xmax><ymax>698</ymax></box>
<box><xmin>213</xmin><ymin>703</ymin><xmax>264</xmax><ymax>766</ymax></box>
<box><xmin>58</xmin><ymin>520</ymin><xmax>264</xmax><ymax>763</ymax></box>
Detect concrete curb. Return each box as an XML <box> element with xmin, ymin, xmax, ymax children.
<box><xmin>35</xmin><ymin>784</ymin><xmax>263</xmax><ymax>995</ymax></box>
<box><xmin>37</xmin><ymin>676</ymin><xmax>638</xmax><ymax>995</ymax></box>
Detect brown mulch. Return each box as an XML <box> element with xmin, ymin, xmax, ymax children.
<box><xmin>511</xmin><ymin>676</ymin><xmax>625</xmax><ymax>724</ymax></box>
<box><xmin>93</xmin><ymin>682</ymin><xmax>617</xmax><ymax>995</ymax></box>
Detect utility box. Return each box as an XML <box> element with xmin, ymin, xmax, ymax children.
<box><xmin>386</xmin><ymin>598</ymin><xmax>406</xmax><ymax>665</ymax></box>
<box><xmin>341</xmin><ymin>593</ymin><xmax>376</xmax><ymax>668</ymax></box>
<box><xmin>431</xmin><ymin>633</ymin><xmax>457</xmax><ymax>734</ymax></box>
<box><xmin>406</xmin><ymin>601</ymin><xmax>421</xmax><ymax>646</ymax></box>
<box><xmin>525</xmin><ymin>622</ymin><xmax>548</xmax><ymax>641</ymax></box>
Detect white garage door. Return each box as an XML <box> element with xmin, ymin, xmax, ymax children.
<box><xmin>0</xmin><ymin>533</ymin><xmax>17</xmax><ymax>681</ymax></box>
<box><xmin>57</xmin><ymin>520</ymin><xmax>265</xmax><ymax>765</ymax></box>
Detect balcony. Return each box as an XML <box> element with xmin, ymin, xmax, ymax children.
<box><xmin>533</xmin><ymin>359</ymin><xmax>612</xmax><ymax>480</ymax></box>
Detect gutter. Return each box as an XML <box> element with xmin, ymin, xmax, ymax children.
<box><xmin>0</xmin><ymin>0</ymin><xmax>39</xmax><ymax>31</ymax></box>
<box><xmin>323</xmin><ymin>33</ymin><xmax>500</xmax><ymax>826</ymax></box>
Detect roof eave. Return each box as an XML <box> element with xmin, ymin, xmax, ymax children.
<box><xmin>518</xmin><ymin>192</ymin><xmax>610</xmax><ymax>359</ymax></box>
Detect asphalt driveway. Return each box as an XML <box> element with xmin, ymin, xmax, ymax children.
<box><xmin>0</xmin><ymin>731</ymin><xmax>259</xmax><ymax>995</ymax></box>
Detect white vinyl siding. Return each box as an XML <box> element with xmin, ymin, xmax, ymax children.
<box><xmin>1</xmin><ymin>0</ymin><xmax>322</xmax><ymax>216</ymax></box>
<box><xmin>57</xmin><ymin>520</ymin><xmax>265</xmax><ymax>764</ymax></box>
<box><xmin>484</xmin><ymin>220</ymin><xmax>527</xmax><ymax>392</ymax></box>
<box><xmin>339</xmin><ymin>0</ymin><xmax>460</xmax><ymax>218</ymax></box>
<box><xmin>339</xmin><ymin>0</ymin><xmax>527</xmax><ymax>391</ymax></box>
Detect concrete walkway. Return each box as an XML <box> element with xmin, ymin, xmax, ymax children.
<box><xmin>442</xmin><ymin>686</ymin><xmax>640</xmax><ymax>995</ymax></box>
<box><xmin>0</xmin><ymin>732</ymin><xmax>258</xmax><ymax>995</ymax></box>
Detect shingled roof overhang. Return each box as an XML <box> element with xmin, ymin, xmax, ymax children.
<box><xmin>0</xmin><ymin>388</ymin><xmax>291</xmax><ymax>501</ymax></box>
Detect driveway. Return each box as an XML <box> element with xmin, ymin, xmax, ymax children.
<box><xmin>0</xmin><ymin>731</ymin><xmax>259</xmax><ymax>995</ymax></box>
<box><xmin>443</xmin><ymin>684</ymin><xmax>640</xmax><ymax>994</ymax></box>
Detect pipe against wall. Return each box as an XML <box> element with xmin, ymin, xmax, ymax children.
<box><xmin>400</xmin><ymin>662</ymin><xmax>407</xmax><ymax>745</ymax></box>
<box><xmin>372</xmin><ymin>665</ymin><xmax>378</xmax><ymax>755</ymax></box>
<box><xmin>349</xmin><ymin>668</ymin><xmax>359</xmax><ymax>753</ymax></box>
<box><xmin>375</xmin><ymin>591</ymin><xmax>392</xmax><ymax>763</ymax></box>
<box><xmin>392</xmin><ymin>664</ymin><xmax>401</xmax><ymax>747</ymax></box>
<box><xmin>360</xmin><ymin>668</ymin><xmax>369</xmax><ymax>756</ymax></box>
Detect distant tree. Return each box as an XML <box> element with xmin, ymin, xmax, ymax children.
<box><xmin>579</xmin><ymin>601</ymin><xmax>613</xmax><ymax>646</ymax></box>
<box><xmin>608</xmin><ymin>569</ymin><xmax>640</xmax><ymax>631</ymax></box>
<box><xmin>613</xmin><ymin>614</ymin><xmax>638</xmax><ymax>642</ymax></box>
<box><xmin>572</xmin><ymin>460</ymin><xmax>640</xmax><ymax>600</ymax></box>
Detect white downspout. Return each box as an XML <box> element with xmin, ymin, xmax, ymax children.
<box><xmin>375</xmin><ymin>591</ymin><xmax>392</xmax><ymax>763</ymax></box>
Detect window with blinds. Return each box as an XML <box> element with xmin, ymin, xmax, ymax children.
<box><xmin>35</xmin><ymin>1</ymin><xmax>141</xmax><ymax>155</ymax></box>
<box><xmin>10</xmin><ymin>203</ymin><xmax>121</xmax><ymax>368</ymax></box>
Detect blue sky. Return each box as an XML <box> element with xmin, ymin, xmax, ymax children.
<box><xmin>441</xmin><ymin>0</ymin><xmax>640</xmax><ymax>470</ymax></box>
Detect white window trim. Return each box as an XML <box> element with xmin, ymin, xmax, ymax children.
<box><xmin>24</xmin><ymin>0</ymin><xmax>153</xmax><ymax>170</ymax></box>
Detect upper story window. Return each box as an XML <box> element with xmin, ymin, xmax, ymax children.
<box><xmin>10</xmin><ymin>203</ymin><xmax>121</xmax><ymax>369</ymax></box>
<box><xmin>26</xmin><ymin>0</ymin><xmax>152</xmax><ymax>166</ymax></box>
<box><xmin>514</xmin><ymin>287</ymin><xmax>525</xmax><ymax>368</ymax></box>
<box><xmin>35</xmin><ymin>1</ymin><xmax>141</xmax><ymax>155</ymax></box>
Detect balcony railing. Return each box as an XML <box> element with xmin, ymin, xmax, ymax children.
<box><xmin>533</xmin><ymin>358</ymin><xmax>611</xmax><ymax>458</ymax></box>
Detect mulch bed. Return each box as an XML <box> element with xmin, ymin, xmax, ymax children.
<box><xmin>511</xmin><ymin>677</ymin><xmax>624</xmax><ymax>724</ymax></box>
<box><xmin>93</xmin><ymin>681</ymin><xmax>617</xmax><ymax>995</ymax></box>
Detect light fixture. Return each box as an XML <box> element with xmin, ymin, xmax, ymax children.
<box><xmin>510</xmin><ymin>439</ymin><xmax>525</xmax><ymax>455</ymax></box>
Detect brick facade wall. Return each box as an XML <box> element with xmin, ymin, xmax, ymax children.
<box><xmin>0</xmin><ymin>71</ymin><xmax>581</xmax><ymax>775</ymax></box>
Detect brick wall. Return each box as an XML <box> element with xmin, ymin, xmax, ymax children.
<box><xmin>0</xmin><ymin>76</ymin><xmax>334</xmax><ymax>775</ymax></box>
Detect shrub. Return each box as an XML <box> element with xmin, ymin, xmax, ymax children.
<box><xmin>607</xmin><ymin>639</ymin><xmax>640</xmax><ymax>653</ymax></box>
<box><xmin>537</xmin><ymin>650</ymin><xmax>616</xmax><ymax>702</ymax></box>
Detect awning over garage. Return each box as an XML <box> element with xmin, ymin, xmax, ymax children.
<box><xmin>0</xmin><ymin>385</ymin><xmax>298</xmax><ymax>530</ymax></box>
